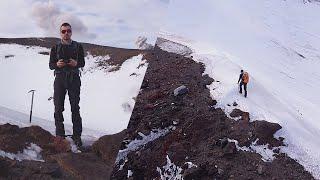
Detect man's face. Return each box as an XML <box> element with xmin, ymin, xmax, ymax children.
<box><xmin>60</xmin><ymin>25</ymin><xmax>72</xmax><ymax>40</ymax></box>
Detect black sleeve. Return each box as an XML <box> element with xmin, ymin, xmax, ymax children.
<box><xmin>238</xmin><ymin>74</ymin><xmax>243</xmax><ymax>83</ymax></box>
<box><xmin>49</xmin><ymin>45</ymin><xmax>58</xmax><ymax>70</ymax></box>
<box><xmin>76</xmin><ymin>44</ymin><xmax>85</xmax><ymax>68</ymax></box>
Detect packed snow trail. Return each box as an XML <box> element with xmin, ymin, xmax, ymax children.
<box><xmin>158</xmin><ymin>1</ymin><xmax>320</xmax><ymax>177</ymax></box>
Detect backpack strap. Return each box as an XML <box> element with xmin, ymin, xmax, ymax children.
<box><xmin>56</xmin><ymin>42</ymin><xmax>62</xmax><ymax>61</ymax></box>
<box><xmin>73</xmin><ymin>41</ymin><xmax>83</xmax><ymax>77</ymax></box>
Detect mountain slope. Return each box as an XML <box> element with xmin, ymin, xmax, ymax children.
<box><xmin>111</xmin><ymin>44</ymin><xmax>313</xmax><ymax>179</ymax></box>
<box><xmin>0</xmin><ymin>37</ymin><xmax>148</xmax><ymax>134</ymax></box>
<box><xmin>159</xmin><ymin>0</ymin><xmax>320</xmax><ymax>178</ymax></box>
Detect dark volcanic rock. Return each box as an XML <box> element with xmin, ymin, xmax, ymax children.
<box><xmin>230</xmin><ymin>108</ymin><xmax>244</xmax><ymax>118</ymax></box>
<box><xmin>0</xmin><ymin>123</ymin><xmax>55</xmax><ymax>155</ymax></box>
<box><xmin>0</xmin><ymin>123</ymin><xmax>118</xmax><ymax>179</ymax></box>
<box><xmin>222</xmin><ymin>142</ymin><xmax>237</xmax><ymax>156</ymax></box>
<box><xmin>92</xmin><ymin>129</ymin><xmax>126</xmax><ymax>166</ymax></box>
<box><xmin>0</xmin><ymin>156</ymin><xmax>73</xmax><ymax>179</ymax></box>
<box><xmin>111</xmin><ymin>45</ymin><xmax>314</xmax><ymax>179</ymax></box>
<box><xmin>51</xmin><ymin>153</ymin><xmax>112</xmax><ymax>180</ymax></box>
<box><xmin>252</xmin><ymin>120</ymin><xmax>282</xmax><ymax>147</ymax></box>
<box><xmin>183</xmin><ymin>166</ymin><xmax>207</xmax><ymax>180</ymax></box>
<box><xmin>174</xmin><ymin>85</ymin><xmax>189</xmax><ymax>96</ymax></box>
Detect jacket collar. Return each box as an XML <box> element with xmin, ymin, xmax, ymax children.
<box><xmin>61</xmin><ymin>39</ymin><xmax>73</xmax><ymax>45</ymax></box>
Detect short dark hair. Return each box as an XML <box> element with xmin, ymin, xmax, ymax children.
<box><xmin>60</xmin><ymin>22</ymin><xmax>71</xmax><ymax>29</ymax></box>
<box><xmin>241</xmin><ymin>70</ymin><xmax>244</xmax><ymax>73</ymax></box>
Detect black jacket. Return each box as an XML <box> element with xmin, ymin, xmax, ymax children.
<box><xmin>238</xmin><ymin>72</ymin><xmax>243</xmax><ymax>83</ymax></box>
<box><xmin>49</xmin><ymin>41</ymin><xmax>85</xmax><ymax>74</ymax></box>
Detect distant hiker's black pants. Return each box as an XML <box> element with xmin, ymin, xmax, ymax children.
<box><xmin>239</xmin><ymin>82</ymin><xmax>247</xmax><ymax>97</ymax></box>
<box><xmin>53</xmin><ymin>73</ymin><xmax>82</xmax><ymax>137</ymax></box>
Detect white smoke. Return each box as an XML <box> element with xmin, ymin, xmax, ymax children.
<box><xmin>31</xmin><ymin>1</ymin><xmax>96</xmax><ymax>40</ymax></box>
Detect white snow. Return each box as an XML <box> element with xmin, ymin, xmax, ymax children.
<box><xmin>228</xmin><ymin>138</ymin><xmax>276</xmax><ymax>162</ymax></box>
<box><xmin>156</xmin><ymin>37</ymin><xmax>193</xmax><ymax>56</ymax></box>
<box><xmin>115</xmin><ymin>126</ymin><xmax>174</xmax><ymax>164</ymax></box>
<box><xmin>156</xmin><ymin>155</ymin><xmax>183</xmax><ymax>180</ymax></box>
<box><xmin>159</xmin><ymin>0</ymin><xmax>320</xmax><ymax>178</ymax></box>
<box><xmin>127</xmin><ymin>170</ymin><xmax>133</xmax><ymax>178</ymax></box>
<box><xmin>185</xmin><ymin>161</ymin><xmax>197</xmax><ymax>169</ymax></box>
<box><xmin>135</xmin><ymin>36</ymin><xmax>153</xmax><ymax>50</ymax></box>
<box><xmin>0</xmin><ymin>143</ymin><xmax>44</xmax><ymax>162</ymax></box>
<box><xmin>0</xmin><ymin>44</ymin><xmax>148</xmax><ymax>136</ymax></box>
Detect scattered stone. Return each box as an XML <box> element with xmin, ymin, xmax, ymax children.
<box><xmin>202</xmin><ymin>74</ymin><xmax>214</xmax><ymax>86</ymax></box>
<box><xmin>253</xmin><ymin>120</ymin><xmax>282</xmax><ymax>145</ymax></box>
<box><xmin>217</xmin><ymin>137</ymin><xmax>229</xmax><ymax>148</ymax></box>
<box><xmin>174</xmin><ymin>85</ymin><xmax>189</xmax><ymax>96</ymax></box>
<box><xmin>273</xmin><ymin>148</ymin><xmax>280</xmax><ymax>154</ymax></box>
<box><xmin>208</xmin><ymin>99</ymin><xmax>217</xmax><ymax>106</ymax></box>
<box><xmin>222</xmin><ymin>142</ymin><xmax>237</xmax><ymax>156</ymax></box>
<box><xmin>4</xmin><ymin>55</ymin><xmax>14</xmax><ymax>58</ymax></box>
<box><xmin>233</xmin><ymin>102</ymin><xmax>238</xmax><ymax>106</ymax></box>
<box><xmin>38</xmin><ymin>51</ymin><xmax>49</xmax><ymax>55</ymax></box>
<box><xmin>278</xmin><ymin>137</ymin><xmax>285</xmax><ymax>142</ymax></box>
<box><xmin>257</xmin><ymin>164</ymin><xmax>265</xmax><ymax>175</ymax></box>
<box><xmin>230</xmin><ymin>109</ymin><xmax>243</xmax><ymax>118</ymax></box>
<box><xmin>241</xmin><ymin>112</ymin><xmax>250</xmax><ymax>123</ymax></box>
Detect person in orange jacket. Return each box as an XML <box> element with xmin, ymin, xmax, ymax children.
<box><xmin>238</xmin><ymin>70</ymin><xmax>249</xmax><ymax>98</ymax></box>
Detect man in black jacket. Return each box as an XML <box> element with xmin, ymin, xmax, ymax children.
<box><xmin>49</xmin><ymin>22</ymin><xmax>85</xmax><ymax>147</ymax></box>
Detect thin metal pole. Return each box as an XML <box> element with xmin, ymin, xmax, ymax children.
<box><xmin>28</xmin><ymin>90</ymin><xmax>35</xmax><ymax>123</ymax></box>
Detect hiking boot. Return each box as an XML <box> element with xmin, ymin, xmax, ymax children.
<box><xmin>72</xmin><ymin>135</ymin><xmax>83</xmax><ymax>147</ymax></box>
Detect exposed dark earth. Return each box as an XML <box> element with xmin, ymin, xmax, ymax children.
<box><xmin>110</xmin><ymin>41</ymin><xmax>314</xmax><ymax>180</ymax></box>
<box><xmin>0</xmin><ymin>123</ymin><xmax>127</xmax><ymax>179</ymax></box>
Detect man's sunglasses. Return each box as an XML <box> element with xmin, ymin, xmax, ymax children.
<box><xmin>61</xmin><ymin>29</ymin><xmax>72</xmax><ymax>34</ymax></box>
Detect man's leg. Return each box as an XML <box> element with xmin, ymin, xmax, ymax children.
<box><xmin>68</xmin><ymin>74</ymin><xmax>82</xmax><ymax>137</ymax></box>
<box><xmin>239</xmin><ymin>82</ymin><xmax>243</xmax><ymax>94</ymax></box>
<box><xmin>53</xmin><ymin>75</ymin><xmax>67</xmax><ymax>137</ymax></box>
<box><xmin>244</xmin><ymin>83</ymin><xmax>247</xmax><ymax>97</ymax></box>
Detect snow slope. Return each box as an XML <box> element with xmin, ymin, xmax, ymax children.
<box><xmin>0</xmin><ymin>44</ymin><xmax>148</xmax><ymax>135</ymax></box>
<box><xmin>159</xmin><ymin>0</ymin><xmax>320</xmax><ymax>178</ymax></box>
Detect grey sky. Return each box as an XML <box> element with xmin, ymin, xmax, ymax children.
<box><xmin>0</xmin><ymin>0</ymin><xmax>169</xmax><ymax>48</ymax></box>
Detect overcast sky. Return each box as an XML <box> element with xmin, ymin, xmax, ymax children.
<box><xmin>0</xmin><ymin>0</ymin><xmax>169</xmax><ymax>48</ymax></box>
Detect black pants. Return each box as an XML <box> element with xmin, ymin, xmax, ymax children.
<box><xmin>239</xmin><ymin>82</ymin><xmax>248</xmax><ymax>97</ymax></box>
<box><xmin>53</xmin><ymin>72</ymin><xmax>82</xmax><ymax>137</ymax></box>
